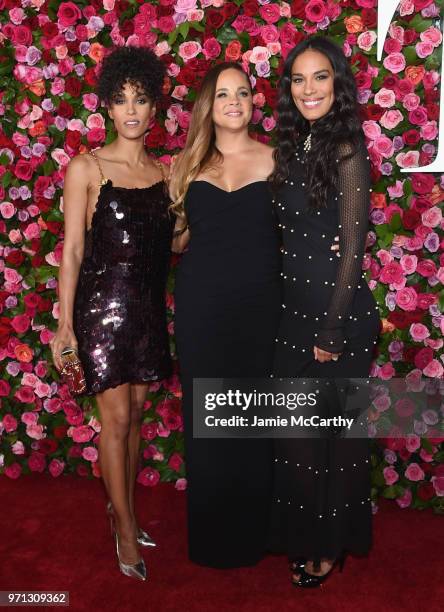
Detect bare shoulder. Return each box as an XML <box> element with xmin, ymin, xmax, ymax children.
<box><xmin>251</xmin><ymin>140</ymin><xmax>275</xmax><ymax>174</ymax></box>
<box><xmin>65</xmin><ymin>153</ymin><xmax>94</xmax><ymax>185</ymax></box>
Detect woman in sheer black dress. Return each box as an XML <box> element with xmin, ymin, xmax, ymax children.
<box><xmin>268</xmin><ymin>37</ymin><xmax>380</xmax><ymax>587</ymax></box>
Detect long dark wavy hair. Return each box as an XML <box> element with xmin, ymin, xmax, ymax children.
<box><xmin>269</xmin><ymin>36</ymin><xmax>364</xmax><ymax>209</ymax></box>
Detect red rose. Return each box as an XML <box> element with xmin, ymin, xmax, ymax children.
<box><xmin>206</xmin><ymin>9</ymin><xmax>225</xmax><ymax>30</ymax></box>
<box><xmin>416</xmin><ymin>259</ymin><xmax>436</xmax><ymax>278</ymax></box>
<box><xmin>84</xmin><ymin>67</ymin><xmax>97</xmax><ymax>87</ymax></box>
<box><xmin>146</xmin><ymin>125</ymin><xmax>166</xmax><ymax>148</ymax></box>
<box><xmin>364</xmin><ymin>104</ymin><xmax>384</xmax><ymax>121</ymax></box>
<box><xmin>65</xmin><ymin>130</ymin><xmax>81</xmax><ymax>151</ymax></box>
<box><xmin>416</xmin><ymin>293</ymin><xmax>437</xmax><ymax>309</ymax></box>
<box><xmin>411</xmin><ymin>173</ymin><xmax>435</xmax><ymax>195</ymax></box>
<box><xmin>291</xmin><ymin>0</ymin><xmax>306</xmax><ymax>18</ymax></box>
<box><xmin>54</xmin><ymin>425</ymin><xmax>68</xmax><ymax>439</ymax></box>
<box><xmin>12</xmin><ymin>25</ymin><xmax>32</xmax><ymax>46</ymax></box>
<box><xmin>223</xmin><ymin>2</ymin><xmax>239</xmax><ymax>20</ymax></box>
<box><xmin>57</xmin><ymin>2</ymin><xmax>82</xmax><ymax>27</ymax></box>
<box><xmin>388</xmin><ymin>311</ymin><xmax>410</xmax><ymax>330</ymax></box>
<box><xmin>42</xmin><ymin>22</ymin><xmax>58</xmax><ymax>39</ymax></box>
<box><xmin>243</xmin><ymin>0</ymin><xmax>259</xmax><ymax>17</ymax></box>
<box><xmin>403</xmin><ymin>347</ymin><xmax>418</xmax><ymax>363</ymax></box>
<box><xmin>58</xmin><ymin>100</ymin><xmax>74</xmax><ymax>118</ymax></box>
<box><xmin>33</xmin><ymin>175</ymin><xmax>52</xmax><ymax>199</ymax></box>
<box><xmin>404</xmin><ymin>29</ymin><xmax>419</xmax><ymax>45</ymax></box>
<box><xmin>362</xmin><ymin>8</ymin><xmax>377</xmax><ymax>27</ymax></box>
<box><xmin>38</xmin><ymin>438</ymin><xmax>58</xmax><ymax>455</ymax></box>
<box><xmin>14</xmin><ymin>159</ymin><xmax>33</xmax><ymax>181</ymax></box>
<box><xmin>412</xmin><ymin>196</ymin><xmax>432</xmax><ymax>213</ymax></box>
<box><xmin>225</xmin><ymin>40</ymin><xmax>242</xmax><ymax>61</ymax></box>
<box><xmin>86</xmin><ymin>128</ymin><xmax>106</xmax><ymax>147</ymax></box>
<box><xmin>402</xmin><ymin>209</ymin><xmax>420</xmax><ymax>230</ymax></box>
<box><xmin>177</xmin><ymin>67</ymin><xmax>197</xmax><ymax>88</ymax></box>
<box><xmin>120</xmin><ymin>19</ymin><xmax>134</xmax><ymax>38</ymax></box>
<box><xmin>5</xmin><ymin>250</ymin><xmax>25</xmax><ymax>267</ymax></box>
<box><xmin>426</xmin><ymin>103</ymin><xmax>439</xmax><ymax>120</ymax></box>
<box><xmin>403</xmin><ymin>129</ymin><xmax>420</xmax><ymax>146</ymax></box>
<box><xmin>65</xmin><ymin>77</ymin><xmax>82</xmax><ymax>97</ymax></box>
<box><xmin>0</xmin><ymin>317</ymin><xmax>11</xmax><ymax>347</ymax></box>
<box><xmin>414</xmin><ymin>347</ymin><xmax>434</xmax><ymax>370</ymax></box>
<box><xmin>417</xmin><ymin>482</ymin><xmax>434</xmax><ymax>501</ymax></box>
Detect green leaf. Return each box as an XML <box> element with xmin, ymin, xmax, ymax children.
<box><xmin>389</xmin><ymin>213</ymin><xmax>402</xmax><ymax>232</ymax></box>
<box><xmin>409</xmin><ymin>16</ymin><xmax>432</xmax><ymax>33</ymax></box>
<box><xmin>403</xmin><ymin>46</ymin><xmax>419</xmax><ymax>65</ymax></box>
<box><xmin>178</xmin><ymin>22</ymin><xmax>190</xmax><ymax>41</ymax></box>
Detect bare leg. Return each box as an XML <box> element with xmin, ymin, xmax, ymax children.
<box><xmin>96</xmin><ymin>383</ymin><xmax>140</xmax><ymax>565</ymax></box>
<box><xmin>292</xmin><ymin>558</ymin><xmax>334</xmax><ymax>582</ymax></box>
<box><xmin>127</xmin><ymin>384</ymin><xmax>148</xmax><ymax>522</ymax></box>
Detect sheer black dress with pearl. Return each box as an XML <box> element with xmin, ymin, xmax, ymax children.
<box><xmin>174</xmin><ymin>179</ymin><xmax>282</xmax><ymax>568</ymax></box>
<box><xmin>268</xmin><ymin>138</ymin><xmax>380</xmax><ymax>565</ymax></box>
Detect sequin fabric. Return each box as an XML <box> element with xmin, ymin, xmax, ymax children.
<box><xmin>73</xmin><ymin>179</ymin><xmax>173</xmax><ymax>395</ymax></box>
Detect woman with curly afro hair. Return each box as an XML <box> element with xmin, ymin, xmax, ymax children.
<box><xmin>51</xmin><ymin>46</ymin><xmax>173</xmax><ymax>582</ymax></box>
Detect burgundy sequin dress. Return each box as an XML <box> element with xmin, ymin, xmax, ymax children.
<box><xmin>73</xmin><ymin>152</ymin><xmax>173</xmax><ymax>395</ymax></box>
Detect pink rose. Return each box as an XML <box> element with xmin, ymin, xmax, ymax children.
<box><xmin>137</xmin><ymin>466</ymin><xmax>161</xmax><ymax>487</ymax></box>
<box><xmin>400</xmin><ymin>254</ymin><xmax>417</xmax><ymax>274</ymax></box>
<box><xmin>379</xmin><ymin>362</ymin><xmax>395</xmax><ymax>380</ymax></box>
<box><xmin>374</xmin><ymin>135</ymin><xmax>394</xmax><ymax>159</ymax></box>
<box><xmin>86</xmin><ymin>113</ymin><xmax>105</xmax><ymax>130</ymax></box>
<box><xmin>380</xmin><ymin>110</ymin><xmax>403</xmax><ymax>130</ymax></box>
<box><xmin>28</xmin><ymin>451</ymin><xmax>46</xmax><ymax>472</ymax></box>
<box><xmin>57</xmin><ymin>2</ymin><xmax>82</xmax><ymax>28</ymax></box>
<box><xmin>26</xmin><ymin>423</ymin><xmax>45</xmax><ymax>440</ymax></box>
<box><xmin>405</xmin><ymin>435</ymin><xmax>421</xmax><ymax>452</ymax></box>
<box><xmin>82</xmin><ymin>446</ymin><xmax>99</xmax><ymax>462</ymax></box>
<box><xmin>405</xmin><ymin>463</ymin><xmax>425</xmax><ymax>482</ymax></box>
<box><xmin>402</xmin><ymin>93</ymin><xmax>420</xmax><ymax>111</ymax></box>
<box><xmin>203</xmin><ymin>38</ymin><xmax>221</xmax><ymax>60</ymax></box>
<box><xmin>2</xmin><ymin>414</ymin><xmax>18</xmax><ymax>433</ymax></box>
<box><xmin>357</xmin><ymin>31</ymin><xmax>377</xmax><ymax>52</ymax></box>
<box><xmin>71</xmin><ymin>425</ymin><xmax>94</xmax><ymax>443</ymax></box>
<box><xmin>5</xmin><ymin>463</ymin><xmax>22</xmax><ymax>479</ymax></box>
<box><xmin>379</xmin><ymin>261</ymin><xmax>404</xmax><ymax>284</ymax></box>
<box><xmin>259</xmin><ymin>3</ymin><xmax>280</xmax><ymax>23</ymax></box>
<box><xmin>374</xmin><ymin>88</ymin><xmax>396</xmax><ymax>108</ymax></box>
<box><xmin>175</xmin><ymin>478</ymin><xmax>187</xmax><ymax>491</ymax></box>
<box><xmin>423</xmin><ymin>359</ymin><xmax>443</xmax><ymax>378</ymax></box>
<box><xmin>431</xmin><ymin>476</ymin><xmax>444</xmax><ymax>496</ymax></box>
<box><xmin>396</xmin><ymin>488</ymin><xmax>412</xmax><ymax>509</ymax></box>
<box><xmin>383</xmin><ymin>53</ymin><xmax>406</xmax><ymax>74</ymax></box>
<box><xmin>262</xmin><ymin>116</ymin><xmax>276</xmax><ymax>132</ymax></box>
<box><xmin>396</xmin><ymin>150</ymin><xmax>420</xmax><ymax>169</ymax></box>
<box><xmin>305</xmin><ymin>0</ymin><xmax>327</xmax><ymax>23</ymax></box>
<box><xmin>362</xmin><ymin>120</ymin><xmax>381</xmax><ymax>141</ymax></box>
<box><xmin>82</xmin><ymin>93</ymin><xmax>99</xmax><ymax>112</ymax></box>
<box><xmin>250</xmin><ymin>46</ymin><xmax>270</xmax><ymax>64</ymax></box>
<box><xmin>420</xmin><ymin>26</ymin><xmax>442</xmax><ymax>47</ymax></box>
<box><xmin>35</xmin><ymin>382</ymin><xmax>51</xmax><ymax>398</ymax></box>
<box><xmin>409</xmin><ymin>106</ymin><xmax>428</xmax><ymax>126</ymax></box>
<box><xmin>420</xmin><ymin>121</ymin><xmax>438</xmax><ymax>141</ymax></box>
<box><xmin>409</xmin><ymin>323</ymin><xmax>430</xmax><ymax>342</ymax></box>
<box><xmin>10</xmin><ymin>314</ymin><xmax>30</xmax><ymax>334</ymax></box>
<box><xmin>168</xmin><ymin>452</ymin><xmax>184</xmax><ymax>472</ymax></box>
<box><xmin>178</xmin><ymin>41</ymin><xmax>202</xmax><ymax>62</ymax></box>
<box><xmin>417</xmin><ymin>260</ymin><xmax>437</xmax><ymax>277</ymax></box>
<box><xmin>395</xmin><ymin>287</ymin><xmax>418</xmax><ymax>311</ymax></box>
<box><xmin>260</xmin><ymin>25</ymin><xmax>279</xmax><ymax>44</ymax></box>
<box><xmin>383</xmin><ymin>466</ymin><xmax>399</xmax><ymax>485</ymax></box>
<box><xmin>49</xmin><ymin>459</ymin><xmax>65</xmax><ymax>477</ymax></box>
<box><xmin>421</xmin><ymin>206</ymin><xmax>442</xmax><ymax>228</ymax></box>
<box><xmin>0</xmin><ymin>202</ymin><xmax>16</xmax><ymax>219</ymax></box>
<box><xmin>416</xmin><ymin>42</ymin><xmax>434</xmax><ymax>58</ymax></box>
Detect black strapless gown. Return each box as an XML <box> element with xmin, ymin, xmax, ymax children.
<box><xmin>174</xmin><ymin>180</ymin><xmax>282</xmax><ymax>568</ymax></box>
<box><xmin>73</xmin><ymin>179</ymin><xmax>173</xmax><ymax>395</ymax></box>
<box><xmin>269</xmin><ymin>140</ymin><xmax>380</xmax><ymax>564</ymax></box>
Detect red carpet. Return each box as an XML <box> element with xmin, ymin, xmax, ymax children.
<box><xmin>0</xmin><ymin>474</ymin><xmax>443</xmax><ymax>612</ymax></box>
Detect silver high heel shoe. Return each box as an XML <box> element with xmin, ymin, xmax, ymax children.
<box><xmin>114</xmin><ymin>531</ymin><xmax>147</xmax><ymax>582</ymax></box>
<box><xmin>107</xmin><ymin>501</ymin><xmax>156</xmax><ymax>548</ymax></box>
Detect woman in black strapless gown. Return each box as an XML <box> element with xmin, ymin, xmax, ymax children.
<box><xmin>268</xmin><ymin>37</ymin><xmax>380</xmax><ymax>587</ymax></box>
<box><xmin>171</xmin><ymin>63</ymin><xmax>281</xmax><ymax>568</ymax></box>
<box><xmin>51</xmin><ymin>47</ymin><xmax>172</xmax><ymax>582</ymax></box>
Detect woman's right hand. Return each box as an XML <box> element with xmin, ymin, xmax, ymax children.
<box><xmin>50</xmin><ymin>324</ymin><xmax>78</xmax><ymax>371</ymax></box>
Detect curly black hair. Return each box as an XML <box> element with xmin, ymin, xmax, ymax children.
<box><xmin>269</xmin><ymin>36</ymin><xmax>365</xmax><ymax>209</ymax></box>
<box><xmin>97</xmin><ymin>46</ymin><xmax>166</xmax><ymax>105</ymax></box>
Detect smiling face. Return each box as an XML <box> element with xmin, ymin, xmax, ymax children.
<box><xmin>290</xmin><ymin>49</ymin><xmax>335</xmax><ymax>124</ymax></box>
<box><xmin>108</xmin><ymin>81</ymin><xmax>156</xmax><ymax>139</ymax></box>
<box><xmin>212</xmin><ymin>68</ymin><xmax>253</xmax><ymax>131</ymax></box>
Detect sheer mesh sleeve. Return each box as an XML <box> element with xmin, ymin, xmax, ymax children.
<box><xmin>316</xmin><ymin>139</ymin><xmax>371</xmax><ymax>354</ymax></box>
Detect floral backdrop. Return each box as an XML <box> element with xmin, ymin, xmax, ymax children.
<box><xmin>0</xmin><ymin>0</ymin><xmax>443</xmax><ymax>513</ymax></box>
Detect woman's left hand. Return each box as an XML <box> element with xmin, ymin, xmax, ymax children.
<box><xmin>313</xmin><ymin>346</ymin><xmax>341</xmax><ymax>362</ymax></box>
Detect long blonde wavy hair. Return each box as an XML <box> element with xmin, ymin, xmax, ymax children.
<box><xmin>169</xmin><ymin>62</ymin><xmax>252</xmax><ymax>222</ymax></box>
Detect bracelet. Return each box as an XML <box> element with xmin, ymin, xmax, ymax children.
<box><xmin>173</xmin><ymin>225</ymin><xmax>188</xmax><ymax>238</ymax></box>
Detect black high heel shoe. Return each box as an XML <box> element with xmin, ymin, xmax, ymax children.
<box><xmin>291</xmin><ymin>553</ymin><xmax>346</xmax><ymax>588</ymax></box>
